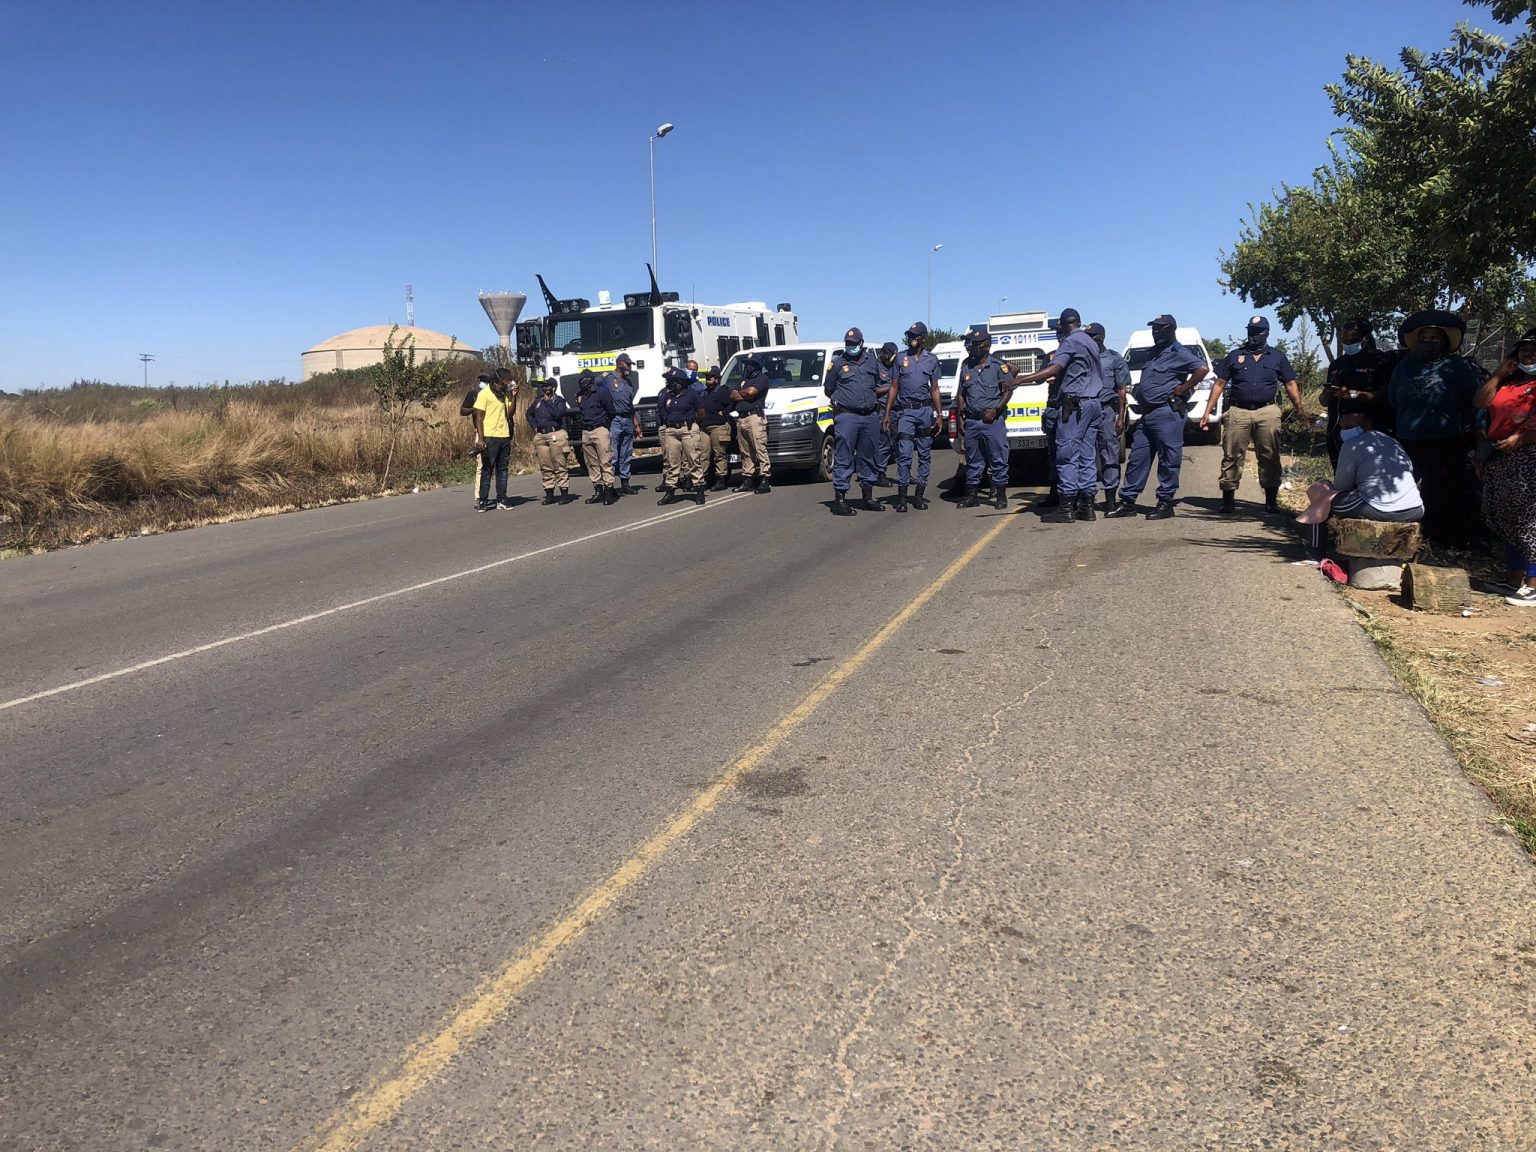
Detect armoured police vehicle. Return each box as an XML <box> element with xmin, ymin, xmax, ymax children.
<box><xmin>514</xmin><ymin>268</ymin><xmax>799</xmax><ymax>447</ymax></box>
<box><xmin>1120</xmin><ymin>324</ymin><xmax>1223</xmax><ymax>443</ymax></box>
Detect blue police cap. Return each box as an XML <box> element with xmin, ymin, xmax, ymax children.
<box><xmin>1147</xmin><ymin>314</ymin><xmax>1177</xmax><ymax>329</ymax></box>
<box><xmin>661</xmin><ymin>366</ymin><xmax>690</xmax><ymax>386</ymax></box>
<box><xmin>1085</xmin><ymin>322</ymin><xmax>1106</xmax><ymax>339</ymax></box>
<box><xmin>1247</xmin><ymin>315</ymin><xmax>1271</xmax><ymax>333</ymax></box>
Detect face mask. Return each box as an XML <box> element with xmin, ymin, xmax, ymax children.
<box><xmin>845</xmin><ymin>344</ymin><xmax>862</xmax><ymax>357</ymax></box>
<box><xmin>1340</xmin><ymin>426</ymin><xmax>1365</xmax><ymax>442</ymax></box>
<box><xmin>906</xmin><ymin>337</ymin><xmax>922</xmax><ymax>351</ymax></box>
<box><xmin>1340</xmin><ymin>342</ymin><xmax>1362</xmax><ymax>356</ymax></box>
<box><xmin>1519</xmin><ymin>363</ymin><xmax>1536</xmax><ymax>376</ymax></box>
<box><xmin>1246</xmin><ymin>331</ymin><xmax>1268</xmax><ymax>348</ymax></box>
<box><xmin>1152</xmin><ymin>329</ymin><xmax>1173</xmax><ymax>348</ymax></box>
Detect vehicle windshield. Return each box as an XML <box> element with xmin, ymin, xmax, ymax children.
<box><xmin>724</xmin><ymin>350</ymin><xmax>826</xmax><ymax>387</ymax></box>
<box><xmin>549</xmin><ymin>310</ymin><xmax>655</xmax><ymax>354</ymax></box>
<box><xmin>996</xmin><ymin>349</ymin><xmax>1052</xmax><ymax>374</ymax></box>
<box><xmin>1125</xmin><ymin>343</ymin><xmax>1209</xmax><ymax>370</ymax></box>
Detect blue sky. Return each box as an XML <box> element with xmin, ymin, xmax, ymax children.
<box><xmin>0</xmin><ymin>0</ymin><xmax>1495</xmax><ymax>389</ymax></box>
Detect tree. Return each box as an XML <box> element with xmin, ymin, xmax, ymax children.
<box><xmin>1469</xmin><ymin>0</ymin><xmax>1535</xmax><ymax>28</ymax></box>
<box><xmin>924</xmin><ymin>327</ymin><xmax>963</xmax><ymax>351</ymax></box>
<box><xmin>1202</xmin><ymin>336</ymin><xmax>1230</xmax><ymax>361</ymax></box>
<box><xmin>370</xmin><ymin>325</ymin><xmax>460</xmax><ymax>490</ymax></box>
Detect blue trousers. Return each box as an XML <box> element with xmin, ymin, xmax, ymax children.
<box><xmin>963</xmin><ymin>416</ymin><xmax>1009</xmax><ymax>488</ymax></box>
<box><xmin>893</xmin><ymin>408</ymin><xmax>935</xmax><ymax>487</ymax></box>
<box><xmin>477</xmin><ymin>437</ymin><xmax>510</xmax><ymax>501</ymax></box>
<box><xmin>1042</xmin><ymin>404</ymin><xmax>1060</xmax><ymax>490</ymax></box>
<box><xmin>1054</xmin><ymin>397</ymin><xmax>1102</xmax><ymax>497</ymax></box>
<box><xmin>1120</xmin><ymin>403</ymin><xmax>1184</xmax><ymax>504</ymax></box>
<box><xmin>832</xmin><ymin>410</ymin><xmax>881</xmax><ymax>492</ymax></box>
<box><xmin>609</xmin><ymin>418</ymin><xmax>634</xmax><ymax>481</ymax></box>
<box><xmin>1095</xmin><ymin>400</ymin><xmax>1122</xmax><ymax>491</ymax></box>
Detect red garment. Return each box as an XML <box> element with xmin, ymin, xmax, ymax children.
<box><xmin>1488</xmin><ymin>379</ymin><xmax>1536</xmax><ymax>441</ymax></box>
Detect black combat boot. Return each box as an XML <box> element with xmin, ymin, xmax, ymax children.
<box><xmin>992</xmin><ymin>485</ymin><xmax>1008</xmax><ymax>510</ymax></box>
<box><xmin>1041</xmin><ymin>496</ymin><xmax>1077</xmax><ymax>523</ymax></box>
<box><xmin>602</xmin><ymin>485</ymin><xmax>618</xmax><ymax>505</ymax></box>
<box><xmin>957</xmin><ymin>487</ymin><xmax>980</xmax><ymax>509</ymax></box>
<box><xmin>893</xmin><ymin>486</ymin><xmax>908</xmax><ymax>513</ymax></box>
<box><xmin>694</xmin><ymin>487</ymin><xmax>706</xmax><ymax>505</ymax></box>
<box><xmin>910</xmin><ymin>485</ymin><xmax>929</xmax><ymax>510</ymax></box>
<box><xmin>1264</xmin><ymin>486</ymin><xmax>1280</xmax><ymax>512</ymax></box>
<box><xmin>832</xmin><ymin>492</ymin><xmax>856</xmax><ymax>516</ymax></box>
<box><xmin>1038</xmin><ymin>487</ymin><xmax>1061</xmax><ymax>508</ymax></box>
<box><xmin>1220</xmin><ymin>490</ymin><xmax>1236</xmax><ymax>514</ymax></box>
<box><xmin>874</xmin><ymin>472</ymin><xmax>893</xmax><ymax>487</ymax></box>
<box><xmin>558</xmin><ymin>487</ymin><xmax>571</xmax><ymax>504</ymax></box>
<box><xmin>1146</xmin><ymin>499</ymin><xmax>1176</xmax><ymax>520</ymax></box>
<box><xmin>859</xmin><ymin>485</ymin><xmax>885</xmax><ymax>512</ymax></box>
<box><xmin>755</xmin><ymin>478</ymin><xmax>771</xmax><ymax>494</ymax></box>
<box><xmin>542</xmin><ymin>488</ymin><xmax>556</xmax><ymax>505</ymax></box>
<box><xmin>585</xmin><ymin>487</ymin><xmax>604</xmax><ymax>505</ymax></box>
<box><xmin>1076</xmin><ymin>492</ymin><xmax>1097</xmax><ymax>521</ymax></box>
<box><xmin>656</xmin><ymin>487</ymin><xmax>677</xmax><ymax>506</ymax></box>
<box><xmin>620</xmin><ymin>480</ymin><xmax>640</xmax><ymax>495</ymax></box>
<box><xmin>1102</xmin><ymin>487</ymin><xmax>1117</xmax><ymax>513</ymax></box>
<box><xmin>711</xmin><ymin>478</ymin><xmax>726</xmax><ymax>492</ymax></box>
<box><xmin>734</xmin><ymin>478</ymin><xmax>755</xmax><ymax>493</ymax></box>
<box><xmin>1105</xmin><ymin>499</ymin><xmax>1139</xmax><ymax>518</ymax></box>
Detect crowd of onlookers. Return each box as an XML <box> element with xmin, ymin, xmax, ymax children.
<box><xmin>1307</xmin><ymin>312</ymin><xmax>1536</xmax><ymax>607</ymax></box>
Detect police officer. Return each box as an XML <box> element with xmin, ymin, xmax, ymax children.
<box><xmin>577</xmin><ymin>369</ymin><xmax>618</xmax><ymax>505</ymax></box>
<box><xmin>1201</xmin><ymin>315</ymin><xmax>1306</xmax><ymax>514</ymax></box>
<box><xmin>730</xmin><ymin>355</ymin><xmax>773</xmax><ymax>494</ymax></box>
<box><xmin>954</xmin><ymin>329</ymin><xmax>1017</xmax><ymax>509</ymax></box>
<box><xmin>656</xmin><ymin>367</ymin><xmax>706</xmax><ymax>504</ymax></box>
<box><xmin>874</xmin><ymin>341</ymin><xmax>900</xmax><ymax>486</ymax></box>
<box><xmin>1016</xmin><ymin>308</ymin><xmax>1105</xmax><ymax>523</ymax></box>
<box><xmin>1037</xmin><ymin>361</ymin><xmax>1063</xmax><ymax>508</ymax></box>
<box><xmin>824</xmin><ymin>326</ymin><xmax>887</xmax><ymax>515</ymax></box>
<box><xmin>1323</xmin><ymin>317</ymin><xmax>1394</xmax><ymax>466</ymax></box>
<box><xmin>607</xmin><ymin>353</ymin><xmax>643</xmax><ymax>495</ymax></box>
<box><xmin>882</xmin><ymin>321</ymin><xmax>943</xmax><ymax>512</ymax></box>
<box><xmin>697</xmin><ymin>366</ymin><xmax>733</xmax><ymax>491</ymax></box>
<box><xmin>1086</xmin><ymin>322</ymin><xmax>1130</xmax><ymax>510</ymax></box>
<box><xmin>526</xmin><ymin>377</ymin><xmax>572</xmax><ymax>505</ymax></box>
<box><xmin>1108</xmin><ymin>314</ymin><xmax>1208</xmax><ymax>519</ymax></box>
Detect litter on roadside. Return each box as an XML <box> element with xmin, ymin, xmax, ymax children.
<box><xmin>1291</xmin><ymin>559</ymin><xmax>1321</xmax><ymax>567</ymax></box>
<box><xmin>1476</xmin><ymin>677</ymin><xmax>1504</xmax><ymax>687</ymax></box>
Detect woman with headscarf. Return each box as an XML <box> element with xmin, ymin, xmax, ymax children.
<box><xmin>1475</xmin><ymin>329</ymin><xmax>1536</xmax><ymax>606</ymax></box>
<box><xmin>1387</xmin><ymin>311</ymin><xmax>1480</xmax><ymax>545</ymax></box>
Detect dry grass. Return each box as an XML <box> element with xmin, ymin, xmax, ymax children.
<box><xmin>1</xmin><ymin>392</ymin><xmax>533</xmax><ymax>552</ymax></box>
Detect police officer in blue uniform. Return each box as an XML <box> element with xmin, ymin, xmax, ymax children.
<box><xmin>1016</xmin><ymin>308</ymin><xmax>1105</xmax><ymax>523</ymax></box>
<box><xmin>824</xmin><ymin>326</ymin><xmax>887</xmax><ymax>516</ymax></box>
<box><xmin>1086</xmin><ymin>322</ymin><xmax>1130</xmax><ymax>510</ymax></box>
<box><xmin>954</xmin><ymin>329</ymin><xmax>1017</xmax><ymax>509</ymax></box>
<box><xmin>1107</xmin><ymin>314</ymin><xmax>1208</xmax><ymax>519</ymax></box>
<box><xmin>874</xmin><ymin>341</ymin><xmax>900</xmax><ymax>486</ymax></box>
<box><xmin>882</xmin><ymin>321</ymin><xmax>943</xmax><ymax>512</ymax></box>
<box><xmin>607</xmin><ymin>353</ymin><xmax>643</xmax><ymax>495</ymax></box>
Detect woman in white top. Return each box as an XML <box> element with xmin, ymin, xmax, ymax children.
<box><xmin>1330</xmin><ymin>411</ymin><xmax>1425</xmax><ymax>522</ymax></box>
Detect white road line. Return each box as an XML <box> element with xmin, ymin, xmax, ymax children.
<box><xmin>0</xmin><ymin>492</ymin><xmax>755</xmax><ymax>713</ymax></box>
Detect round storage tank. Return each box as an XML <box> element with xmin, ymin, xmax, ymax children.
<box><xmin>301</xmin><ymin>325</ymin><xmax>480</xmax><ymax>381</ymax></box>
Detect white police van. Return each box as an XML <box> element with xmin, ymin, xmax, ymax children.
<box><xmin>1121</xmin><ymin>325</ymin><xmax>1222</xmax><ymax>443</ymax></box>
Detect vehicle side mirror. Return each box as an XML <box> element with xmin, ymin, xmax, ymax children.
<box><xmin>665</xmin><ymin>311</ymin><xmax>694</xmax><ymax>353</ymax></box>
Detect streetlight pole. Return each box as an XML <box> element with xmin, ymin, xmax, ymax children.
<box><xmin>927</xmin><ymin>243</ymin><xmax>944</xmax><ymax>328</ymax></box>
<box><xmin>649</xmin><ymin>122</ymin><xmax>675</xmax><ymax>283</ymax></box>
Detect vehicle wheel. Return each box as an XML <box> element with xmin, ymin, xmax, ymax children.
<box><xmin>818</xmin><ymin>431</ymin><xmax>835</xmax><ymax>483</ymax></box>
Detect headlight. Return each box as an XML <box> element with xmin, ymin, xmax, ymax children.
<box><xmin>779</xmin><ymin>409</ymin><xmax>817</xmax><ymax>427</ymax></box>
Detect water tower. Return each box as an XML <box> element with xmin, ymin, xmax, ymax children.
<box><xmin>478</xmin><ymin>291</ymin><xmax>527</xmax><ymax>362</ymax></box>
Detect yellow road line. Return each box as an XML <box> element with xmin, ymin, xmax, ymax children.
<box><xmin>299</xmin><ymin>512</ymin><xmax>1016</xmax><ymax>1151</ymax></box>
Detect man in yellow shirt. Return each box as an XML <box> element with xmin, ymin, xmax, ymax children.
<box><xmin>472</xmin><ymin>370</ymin><xmax>518</xmax><ymax>511</ymax></box>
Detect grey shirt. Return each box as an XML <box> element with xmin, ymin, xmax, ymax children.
<box><xmin>1333</xmin><ymin>430</ymin><xmax>1422</xmax><ymax>513</ymax></box>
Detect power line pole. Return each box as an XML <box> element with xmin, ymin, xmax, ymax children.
<box><xmin>139</xmin><ymin>353</ymin><xmax>155</xmax><ymax>388</ymax></box>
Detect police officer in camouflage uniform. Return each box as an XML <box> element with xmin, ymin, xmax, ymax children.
<box><xmin>824</xmin><ymin>326</ymin><xmax>886</xmax><ymax>516</ymax></box>
<box><xmin>882</xmin><ymin>322</ymin><xmax>943</xmax><ymax>512</ymax></box>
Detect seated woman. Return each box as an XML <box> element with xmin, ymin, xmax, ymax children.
<box><xmin>1328</xmin><ymin>411</ymin><xmax>1425</xmax><ymax>522</ymax></box>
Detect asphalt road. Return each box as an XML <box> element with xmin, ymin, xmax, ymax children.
<box><xmin>2</xmin><ymin>449</ymin><xmax>1533</xmax><ymax>1151</ymax></box>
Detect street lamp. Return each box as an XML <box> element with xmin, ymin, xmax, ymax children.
<box><xmin>649</xmin><ymin>122</ymin><xmax>675</xmax><ymax>283</ymax></box>
<box><xmin>927</xmin><ymin>243</ymin><xmax>944</xmax><ymax>328</ymax></box>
